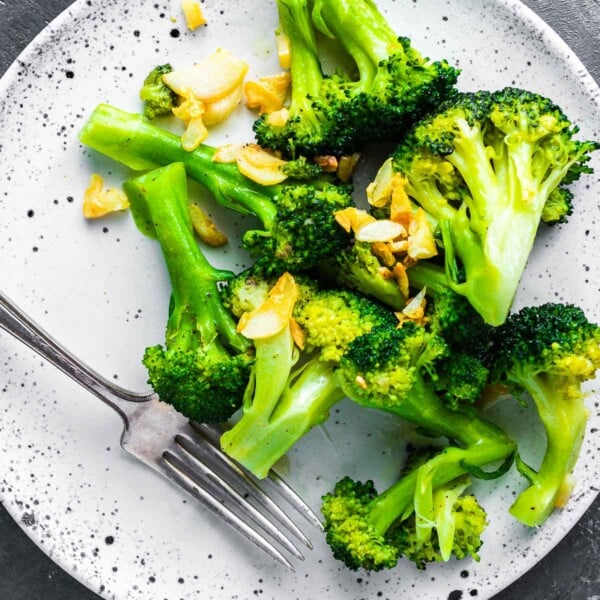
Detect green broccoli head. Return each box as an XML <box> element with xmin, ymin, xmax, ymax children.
<box><xmin>253</xmin><ymin>0</ymin><xmax>334</xmax><ymax>157</ymax></box>
<box><xmin>322</xmin><ymin>469</ymin><xmax>488</xmax><ymax>571</ymax></box>
<box><xmin>243</xmin><ymin>181</ymin><xmax>353</xmax><ymax>275</ymax></box>
<box><xmin>541</xmin><ymin>186</ymin><xmax>574</xmax><ymax>225</ymax></box>
<box><xmin>322</xmin><ymin>477</ymin><xmax>401</xmax><ymax>571</ymax></box>
<box><xmin>143</xmin><ymin>344</ymin><xmax>251</xmax><ymax>423</ymax></box>
<box><xmin>339</xmin><ymin>322</ymin><xmax>448</xmax><ymax>411</ymax></box>
<box><xmin>393</xmin><ymin>88</ymin><xmax>599</xmax><ymax>326</ymax></box>
<box><xmin>123</xmin><ymin>163</ymin><xmax>252</xmax><ymax>424</ymax></box>
<box><xmin>282</xmin><ymin>156</ymin><xmax>325</xmax><ymax>180</ymax></box>
<box><xmin>322</xmin><ymin>241</ymin><xmax>407</xmax><ymax>311</ymax></box>
<box><xmin>422</xmin><ymin>283</ymin><xmax>495</xmax><ymax>407</ymax></box>
<box><xmin>494</xmin><ymin>303</ymin><xmax>600</xmax><ymax>526</ymax></box>
<box><xmin>294</xmin><ymin>288</ymin><xmax>397</xmax><ymax>362</ymax></box>
<box><xmin>140</xmin><ymin>64</ymin><xmax>178</xmax><ymax>120</ymax></box>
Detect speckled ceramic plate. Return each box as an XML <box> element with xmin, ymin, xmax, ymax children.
<box><xmin>0</xmin><ymin>1</ymin><xmax>599</xmax><ymax>598</ymax></box>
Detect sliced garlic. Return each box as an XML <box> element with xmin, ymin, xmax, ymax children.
<box><xmin>356</xmin><ymin>219</ymin><xmax>406</xmax><ymax>243</ymax></box>
<box><xmin>337</xmin><ymin>153</ymin><xmax>361</xmax><ymax>182</ymax></box>
<box><xmin>212</xmin><ymin>144</ymin><xmax>245</xmax><ymax>163</ymax></box>
<box><xmin>407</xmin><ymin>208</ymin><xmax>438</xmax><ymax>260</ymax></box>
<box><xmin>203</xmin><ymin>83</ymin><xmax>244</xmax><ymax>126</ymax></box>
<box><xmin>163</xmin><ymin>49</ymin><xmax>248</xmax><ymax>103</ymax></box>
<box><xmin>237</xmin><ymin>272</ymin><xmax>298</xmax><ymax>339</ymax></box>
<box><xmin>367</xmin><ymin>157</ymin><xmax>394</xmax><ymax>208</ymax></box>
<box><xmin>333</xmin><ymin>207</ymin><xmax>375</xmax><ymax>234</ymax></box>
<box><xmin>181</xmin><ymin>0</ymin><xmax>207</xmax><ymax>30</ymax></box>
<box><xmin>236</xmin><ymin>144</ymin><xmax>288</xmax><ymax>185</ymax></box>
<box><xmin>189</xmin><ymin>204</ymin><xmax>228</xmax><ymax>247</ymax></box>
<box><xmin>276</xmin><ymin>30</ymin><xmax>291</xmax><ymax>69</ymax></box>
<box><xmin>83</xmin><ymin>174</ymin><xmax>129</xmax><ymax>219</ymax></box>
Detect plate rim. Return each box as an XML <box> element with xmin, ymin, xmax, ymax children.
<box><xmin>0</xmin><ymin>0</ymin><xmax>599</xmax><ymax>598</ymax></box>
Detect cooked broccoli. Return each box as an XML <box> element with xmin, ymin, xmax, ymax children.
<box><xmin>253</xmin><ymin>0</ymin><xmax>459</xmax><ymax>158</ymax></box>
<box><xmin>408</xmin><ymin>261</ymin><xmax>497</xmax><ymax>407</ymax></box>
<box><xmin>392</xmin><ymin>88</ymin><xmax>599</xmax><ymax>325</ymax></box>
<box><xmin>281</xmin><ymin>156</ymin><xmax>324</xmax><ymax>180</ymax></box>
<box><xmin>322</xmin><ymin>459</ymin><xmax>488</xmax><ymax>571</ymax></box>
<box><xmin>122</xmin><ymin>163</ymin><xmax>252</xmax><ymax>423</ymax></box>
<box><xmin>220</xmin><ymin>272</ymin><xmax>396</xmax><ymax>478</ymax></box>
<box><xmin>139</xmin><ymin>64</ymin><xmax>178</xmax><ymax>120</ymax></box>
<box><xmin>79</xmin><ymin>104</ymin><xmax>353</xmax><ymax>275</ymax></box>
<box><xmin>317</xmin><ymin>241</ymin><xmax>407</xmax><ymax>311</ymax></box>
<box><xmin>541</xmin><ymin>186</ymin><xmax>574</xmax><ymax>225</ymax></box>
<box><xmin>493</xmin><ymin>303</ymin><xmax>600</xmax><ymax>526</ymax></box>
<box><xmin>321</xmin><ymin>318</ymin><xmax>515</xmax><ymax>570</ymax></box>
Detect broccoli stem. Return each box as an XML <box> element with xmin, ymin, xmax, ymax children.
<box><xmin>80</xmin><ymin>104</ymin><xmax>278</xmax><ymax>227</ymax></box>
<box><xmin>222</xmin><ymin>358</ymin><xmax>345</xmax><ymax>479</ymax></box>
<box><xmin>509</xmin><ymin>371</ymin><xmax>588</xmax><ymax>526</ymax></box>
<box><xmin>366</xmin><ymin>441</ymin><xmax>512</xmax><ymax>536</ymax></box>
<box><xmin>277</xmin><ymin>0</ymin><xmax>323</xmax><ymax>104</ymax></box>
<box><xmin>123</xmin><ymin>163</ymin><xmax>248</xmax><ymax>354</ymax></box>
<box><xmin>406</xmin><ymin>261</ymin><xmax>452</xmax><ymax>295</ymax></box>
<box><xmin>312</xmin><ymin>0</ymin><xmax>398</xmax><ymax>89</ymax></box>
<box><xmin>388</xmin><ymin>376</ymin><xmax>510</xmax><ymax>449</ymax></box>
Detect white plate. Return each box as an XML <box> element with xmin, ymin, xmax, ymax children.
<box><xmin>1</xmin><ymin>1</ymin><xmax>599</xmax><ymax>598</ymax></box>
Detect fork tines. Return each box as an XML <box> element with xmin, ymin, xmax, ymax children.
<box><xmin>160</xmin><ymin>422</ymin><xmax>322</xmax><ymax>570</ymax></box>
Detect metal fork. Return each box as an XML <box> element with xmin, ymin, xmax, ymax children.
<box><xmin>0</xmin><ymin>290</ymin><xmax>323</xmax><ymax>570</ymax></box>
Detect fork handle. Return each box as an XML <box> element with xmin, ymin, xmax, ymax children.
<box><xmin>0</xmin><ymin>290</ymin><xmax>153</xmax><ymax>426</ymax></box>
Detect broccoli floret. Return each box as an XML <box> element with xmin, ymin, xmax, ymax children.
<box><xmin>123</xmin><ymin>163</ymin><xmax>252</xmax><ymax>423</ymax></box>
<box><xmin>140</xmin><ymin>64</ymin><xmax>178</xmax><ymax>120</ymax></box>
<box><xmin>281</xmin><ymin>156</ymin><xmax>325</xmax><ymax>180</ymax></box>
<box><xmin>79</xmin><ymin>104</ymin><xmax>353</xmax><ymax>275</ymax></box>
<box><xmin>393</xmin><ymin>88</ymin><xmax>599</xmax><ymax>325</ymax></box>
<box><xmin>409</xmin><ymin>262</ymin><xmax>497</xmax><ymax>407</ymax></box>
<box><xmin>317</xmin><ymin>241</ymin><xmax>407</xmax><ymax>311</ymax></box>
<box><xmin>322</xmin><ymin>463</ymin><xmax>488</xmax><ymax>571</ymax></box>
<box><xmin>254</xmin><ymin>0</ymin><xmax>459</xmax><ymax>158</ymax></box>
<box><xmin>320</xmin><ymin>320</ymin><xmax>514</xmax><ymax>570</ymax></box>
<box><xmin>220</xmin><ymin>275</ymin><xmax>396</xmax><ymax>478</ymax></box>
<box><xmin>541</xmin><ymin>186</ymin><xmax>574</xmax><ymax>225</ymax></box>
<box><xmin>494</xmin><ymin>303</ymin><xmax>600</xmax><ymax>526</ymax></box>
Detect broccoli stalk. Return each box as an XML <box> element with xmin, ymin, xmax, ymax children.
<box><xmin>122</xmin><ymin>163</ymin><xmax>252</xmax><ymax>423</ymax></box>
<box><xmin>494</xmin><ymin>303</ymin><xmax>600</xmax><ymax>526</ymax></box>
<box><xmin>79</xmin><ymin>104</ymin><xmax>353</xmax><ymax>275</ymax></box>
<box><xmin>253</xmin><ymin>0</ymin><xmax>331</xmax><ymax>157</ymax></box>
<box><xmin>220</xmin><ymin>273</ymin><xmax>397</xmax><ymax>478</ymax></box>
<box><xmin>221</xmin><ymin>350</ymin><xmax>345</xmax><ymax>479</ymax></box>
<box><xmin>322</xmin><ymin>321</ymin><xmax>515</xmax><ymax>570</ymax></box>
<box><xmin>393</xmin><ymin>88</ymin><xmax>599</xmax><ymax>325</ymax></box>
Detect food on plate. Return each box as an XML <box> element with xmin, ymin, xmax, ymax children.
<box><xmin>181</xmin><ymin>0</ymin><xmax>207</xmax><ymax>31</ymax></box>
<box><xmin>82</xmin><ymin>173</ymin><xmax>130</xmax><ymax>218</ymax></box>
<box><xmin>322</xmin><ymin>460</ymin><xmax>488</xmax><ymax>571</ymax></box>
<box><xmin>76</xmin><ymin>0</ymin><xmax>600</xmax><ymax>573</ymax></box>
<box><xmin>387</xmin><ymin>88</ymin><xmax>599</xmax><ymax>325</ymax></box>
<box><xmin>220</xmin><ymin>271</ymin><xmax>397</xmax><ymax>478</ymax></box>
<box><xmin>244</xmin><ymin>72</ymin><xmax>291</xmax><ymax>114</ymax></box>
<box><xmin>139</xmin><ymin>64</ymin><xmax>178</xmax><ymax>120</ymax></box>
<box><xmin>123</xmin><ymin>163</ymin><xmax>253</xmax><ymax>423</ymax></box>
<box><xmin>253</xmin><ymin>0</ymin><xmax>459</xmax><ymax>158</ymax></box>
<box><xmin>493</xmin><ymin>303</ymin><xmax>600</xmax><ymax>526</ymax></box>
<box><xmin>80</xmin><ymin>104</ymin><xmax>354</xmax><ymax>275</ymax></box>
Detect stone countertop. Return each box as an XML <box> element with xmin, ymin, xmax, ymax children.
<box><xmin>0</xmin><ymin>0</ymin><xmax>598</xmax><ymax>598</ymax></box>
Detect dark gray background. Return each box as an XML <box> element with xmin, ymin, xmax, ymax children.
<box><xmin>0</xmin><ymin>0</ymin><xmax>599</xmax><ymax>598</ymax></box>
